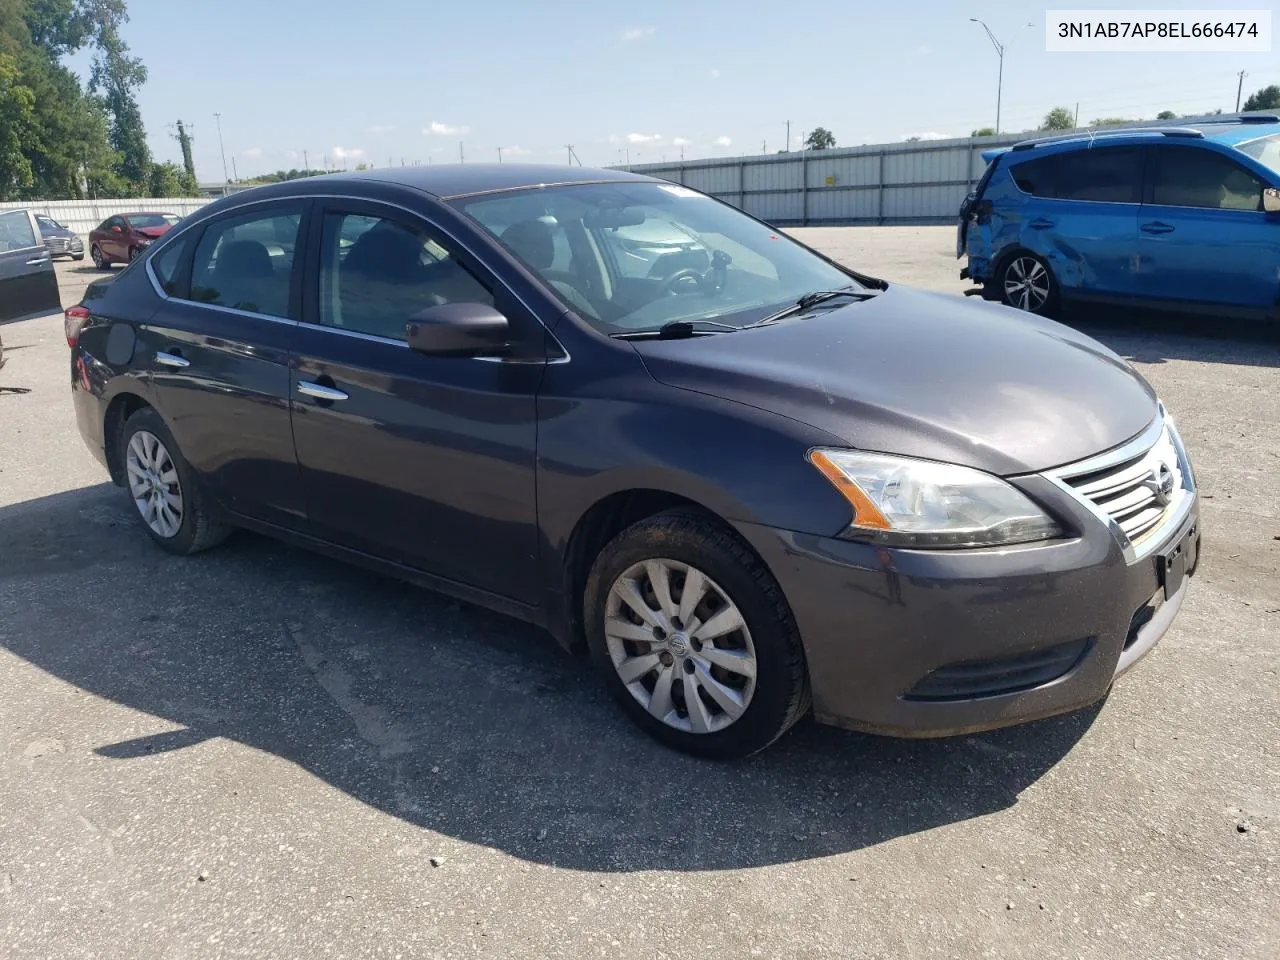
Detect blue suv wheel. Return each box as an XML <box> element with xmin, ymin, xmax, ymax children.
<box><xmin>999</xmin><ymin>253</ymin><xmax>1057</xmax><ymax>316</ymax></box>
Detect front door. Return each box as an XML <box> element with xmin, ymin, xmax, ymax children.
<box><xmin>0</xmin><ymin>209</ymin><xmax>61</xmax><ymax>324</ymax></box>
<box><xmin>137</xmin><ymin>201</ymin><xmax>309</xmax><ymax>528</ymax></box>
<box><xmin>1137</xmin><ymin>144</ymin><xmax>1279</xmax><ymax>309</ymax></box>
<box><xmin>289</xmin><ymin>200</ymin><xmax>544</xmax><ymax>602</ymax></box>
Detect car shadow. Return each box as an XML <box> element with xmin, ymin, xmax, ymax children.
<box><xmin>1059</xmin><ymin>303</ymin><xmax>1280</xmax><ymax>368</ymax></box>
<box><xmin>0</xmin><ymin>483</ymin><xmax>1101</xmax><ymax>872</ymax></box>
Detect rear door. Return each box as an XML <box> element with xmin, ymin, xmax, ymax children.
<box><xmin>0</xmin><ymin>209</ymin><xmax>61</xmax><ymax>324</ymax></box>
<box><xmin>1136</xmin><ymin>143</ymin><xmax>1278</xmax><ymax>309</ymax></box>
<box><xmin>137</xmin><ymin>201</ymin><xmax>309</xmax><ymax>529</ymax></box>
<box><xmin>1005</xmin><ymin>145</ymin><xmax>1144</xmax><ymax>298</ymax></box>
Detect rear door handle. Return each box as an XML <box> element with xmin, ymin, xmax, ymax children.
<box><xmin>1141</xmin><ymin>221</ymin><xmax>1175</xmax><ymax>234</ymax></box>
<box><xmin>155</xmin><ymin>350</ymin><xmax>190</xmax><ymax>369</ymax></box>
<box><xmin>1028</xmin><ymin>218</ymin><xmax>1056</xmax><ymax>229</ymax></box>
<box><xmin>297</xmin><ymin>381</ymin><xmax>349</xmax><ymax>401</ymax></box>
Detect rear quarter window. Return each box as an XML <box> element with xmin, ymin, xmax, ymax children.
<box><xmin>1009</xmin><ymin>147</ymin><xmax>1141</xmax><ymax>203</ymax></box>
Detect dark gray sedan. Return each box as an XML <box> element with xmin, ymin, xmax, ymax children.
<box><xmin>64</xmin><ymin>165</ymin><xmax>1199</xmax><ymax>758</ymax></box>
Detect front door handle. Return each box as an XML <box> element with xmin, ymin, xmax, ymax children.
<box><xmin>26</xmin><ymin>255</ymin><xmax>51</xmax><ymax>265</ymax></box>
<box><xmin>155</xmin><ymin>350</ymin><xmax>190</xmax><ymax>369</ymax></box>
<box><xmin>1141</xmin><ymin>221</ymin><xmax>1175</xmax><ymax>235</ymax></box>
<box><xmin>297</xmin><ymin>381</ymin><xmax>348</xmax><ymax>401</ymax></box>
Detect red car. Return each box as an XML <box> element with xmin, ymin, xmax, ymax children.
<box><xmin>89</xmin><ymin>212</ymin><xmax>181</xmax><ymax>269</ymax></box>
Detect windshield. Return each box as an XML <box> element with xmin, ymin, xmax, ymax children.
<box><xmin>454</xmin><ymin>182</ymin><xmax>860</xmax><ymax>334</ymax></box>
<box><xmin>1238</xmin><ymin>134</ymin><xmax>1280</xmax><ymax>179</ymax></box>
<box><xmin>127</xmin><ymin>214</ymin><xmax>176</xmax><ymax>229</ymax></box>
<box><xmin>37</xmin><ymin>216</ymin><xmax>64</xmax><ymax>230</ymax></box>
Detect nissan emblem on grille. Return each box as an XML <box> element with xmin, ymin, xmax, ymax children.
<box><xmin>1143</xmin><ymin>462</ymin><xmax>1176</xmax><ymax>507</ymax></box>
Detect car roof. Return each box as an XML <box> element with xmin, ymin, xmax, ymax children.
<box><xmin>256</xmin><ymin>163</ymin><xmax>655</xmax><ymax>201</ymax></box>
<box><xmin>984</xmin><ymin>115</ymin><xmax>1280</xmax><ymax>164</ymax></box>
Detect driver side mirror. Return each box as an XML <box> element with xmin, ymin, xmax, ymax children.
<box><xmin>1264</xmin><ymin>187</ymin><xmax>1280</xmax><ymax>214</ymax></box>
<box><xmin>110</xmin><ymin>225</ymin><xmax>122</xmax><ymax>233</ymax></box>
<box><xmin>405</xmin><ymin>302</ymin><xmax>510</xmax><ymax>357</ymax></box>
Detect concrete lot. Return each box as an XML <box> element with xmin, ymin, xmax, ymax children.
<box><xmin>1</xmin><ymin>228</ymin><xmax>1277</xmax><ymax>959</ymax></box>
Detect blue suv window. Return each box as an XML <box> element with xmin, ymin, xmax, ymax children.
<box><xmin>1011</xmin><ymin>147</ymin><xmax>1141</xmax><ymax>203</ymax></box>
<box><xmin>1149</xmin><ymin>145</ymin><xmax>1263</xmax><ymax>212</ymax></box>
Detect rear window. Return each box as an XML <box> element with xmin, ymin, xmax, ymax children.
<box><xmin>1010</xmin><ymin>147</ymin><xmax>1142</xmax><ymax>203</ymax></box>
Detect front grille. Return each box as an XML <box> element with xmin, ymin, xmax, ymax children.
<box><xmin>45</xmin><ymin>237</ymin><xmax>69</xmax><ymax>252</ymax></box>
<box><xmin>904</xmin><ymin>638</ymin><xmax>1092</xmax><ymax>702</ymax></box>
<box><xmin>1060</xmin><ymin>426</ymin><xmax>1186</xmax><ymax>548</ymax></box>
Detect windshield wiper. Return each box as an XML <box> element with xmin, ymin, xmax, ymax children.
<box><xmin>745</xmin><ymin>288</ymin><xmax>880</xmax><ymax>329</ymax></box>
<box><xmin>611</xmin><ymin>319</ymin><xmax>738</xmax><ymax>340</ymax></box>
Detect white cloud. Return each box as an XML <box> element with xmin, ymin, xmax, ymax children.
<box><xmin>368</xmin><ymin>124</ymin><xmax>396</xmax><ymax>134</ymax></box>
<box><xmin>502</xmin><ymin>146</ymin><xmax>532</xmax><ymax>156</ymax></box>
<box><xmin>901</xmin><ymin>131</ymin><xmax>951</xmax><ymax>141</ymax></box>
<box><xmin>622</xmin><ymin>26</ymin><xmax>655</xmax><ymax>41</ymax></box>
<box><xmin>672</xmin><ymin>137</ymin><xmax>692</xmax><ymax>146</ymax></box>
<box><xmin>332</xmin><ymin>146</ymin><xmax>365</xmax><ymax>160</ymax></box>
<box><xmin>626</xmin><ymin>132</ymin><xmax>662</xmax><ymax>144</ymax></box>
<box><xmin>714</xmin><ymin>135</ymin><xmax>732</xmax><ymax>147</ymax></box>
<box><xmin>424</xmin><ymin>121</ymin><xmax>471</xmax><ymax>136</ymax></box>
<box><xmin>241</xmin><ymin>147</ymin><xmax>263</xmax><ymax>159</ymax></box>
<box><xmin>709</xmin><ymin>68</ymin><xmax>721</xmax><ymax>79</ymax></box>
<box><xmin>286</xmin><ymin>149</ymin><xmax>299</xmax><ymax>160</ymax></box>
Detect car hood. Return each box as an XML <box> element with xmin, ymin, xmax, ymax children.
<box><xmin>136</xmin><ymin>226</ymin><xmax>171</xmax><ymax>238</ymax></box>
<box><xmin>633</xmin><ymin>286</ymin><xmax>1158</xmax><ymax>476</ymax></box>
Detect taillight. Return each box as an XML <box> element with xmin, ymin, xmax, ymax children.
<box><xmin>64</xmin><ymin>305</ymin><xmax>90</xmax><ymax>347</ymax></box>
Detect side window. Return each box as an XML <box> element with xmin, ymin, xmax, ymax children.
<box><xmin>0</xmin><ymin>210</ymin><xmax>38</xmax><ymax>251</ymax></box>
<box><xmin>189</xmin><ymin>207</ymin><xmax>302</xmax><ymax>317</ymax></box>
<box><xmin>1011</xmin><ymin>156</ymin><xmax>1058</xmax><ymax>197</ymax></box>
<box><xmin>318</xmin><ymin>211</ymin><xmax>493</xmax><ymax>341</ymax></box>
<box><xmin>151</xmin><ymin>234</ymin><xmax>191</xmax><ymax>297</ymax></box>
<box><xmin>1055</xmin><ymin>148</ymin><xmax>1141</xmax><ymax>203</ymax></box>
<box><xmin>1151</xmin><ymin>146</ymin><xmax>1264</xmax><ymax>211</ymax></box>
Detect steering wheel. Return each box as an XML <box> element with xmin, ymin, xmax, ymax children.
<box><xmin>663</xmin><ymin>268</ymin><xmax>707</xmax><ymax>296</ymax></box>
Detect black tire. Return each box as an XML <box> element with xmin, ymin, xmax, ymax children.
<box><xmin>584</xmin><ymin>511</ymin><xmax>810</xmax><ymax>760</ymax></box>
<box><xmin>119</xmin><ymin>406</ymin><xmax>232</xmax><ymax>556</ymax></box>
<box><xmin>127</xmin><ymin>246</ymin><xmax>138</xmax><ymax>262</ymax></box>
<box><xmin>997</xmin><ymin>251</ymin><xmax>1059</xmax><ymax>317</ymax></box>
<box><xmin>72</xmin><ymin>253</ymin><xmax>85</xmax><ymax>261</ymax></box>
<box><xmin>90</xmin><ymin>244</ymin><xmax>110</xmax><ymax>270</ymax></box>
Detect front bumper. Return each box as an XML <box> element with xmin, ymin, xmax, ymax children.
<box><xmin>735</xmin><ymin>483</ymin><xmax>1199</xmax><ymax>738</ymax></box>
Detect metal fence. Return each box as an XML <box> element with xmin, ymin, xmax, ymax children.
<box><xmin>0</xmin><ymin>198</ymin><xmax>211</xmax><ymax>242</ymax></box>
<box><xmin>617</xmin><ymin>134</ymin><xmax>1027</xmax><ymax>226</ymax></box>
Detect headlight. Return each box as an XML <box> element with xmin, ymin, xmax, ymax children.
<box><xmin>807</xmin><ymin>449</ymin><xmax>1062</xmax><ymax>548</ymax></box>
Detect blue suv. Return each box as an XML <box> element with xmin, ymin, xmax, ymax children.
<box><xmin>958</xmin><ymin>116</ymin><xmax>1280</xmax><ymax>317</ymax></box>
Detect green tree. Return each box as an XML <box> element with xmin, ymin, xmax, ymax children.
<box><xmin>147</xmin><ymin>160</ymin><xmax>196</xmax><ymax>196</ymax></box>
<box><xmin>804</xmin><ymin>127</ymin><xmax>836</xmax><ymax>150</ymax></box>
<box><xmin>1089</xmin><ymin>117</ymin><xmax>1138</xmax><ymax>127</ymax></box>
<box><xmin>86</xmin><ymin>0</ymin><xmax>150</xmax><ymax>191</ymax></box>
<box><xmin>22</xmin><ymin>0</ymin><xmax>91</xmax><ymax>58</ymax></box>
<box><xmin>1039</xmin><ymin>107</ymin><xmax>1074</xmax><ymax>131</ymax></box>
<box><xmin>0</xmin><ymin>52</ymin><xmax>37</xmax><ymax>194</ymax></box>
<box><xmin>1242</xmin><ymin>85</ymin><xmax>1280</xmax><ymax>112</ymax></box>
<box><xmin>970</xmin><ymin>127</ymin><xmax>996</xmax><ymax>137</ymax></box>
<box><xmin>1156</xmin><ymin>110</ymin><xmax>1177</xmax><ymax>120</ymax></box>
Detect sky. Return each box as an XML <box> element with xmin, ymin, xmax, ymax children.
<box><xmin>64</xmin><ymin>0</ymin><xmax>1280</xmax><ymax>181</ymax></box>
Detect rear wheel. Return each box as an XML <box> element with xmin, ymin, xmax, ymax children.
<box><xmin>90</xmin><ymin>244</ymin><xmax>109</xmax><ymax>270</ymax></box>
<box><xmin>120</xmin><ymin>407</ymin><xmax>231</xmax><ymax>555</ymax></box>
<box><xmin>584</xmin><ymin>511</ymin><xmax>810</xmax><ymax>759</ymax></box>
<box><xmin>999</xmin><ymin>252</ymin><xmax>1057</xmax><ymax>316</ymax></box>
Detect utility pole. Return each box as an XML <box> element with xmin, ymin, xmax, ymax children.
<box><xmin>969</xmin><ymin>20</ymin><xmax>1005</xmax><ymax>134</ymax></box>
<box><xmin>785</xmin><ymin>120</ymin><xmax>791</xmax><ymax>152</ymax></box>
<box><xmin>213</xmin><ymin>112</ymin><xmax>229</xmax><ymax>183</ymax></box>
<box><xmin>459</xmin><ymin>141</ymin><xmax>465</xmax><ymax>163</ymax></box>
<box><xmin>231</xmin><ymin>156</ymin><xmax>239</xmax><ymax>182</ymax></box>
<box><xmin>1074</xmin><ymin>102</ymin><xmax>1080</xmax><ymax>127</ymax></box>
<box><xmin>170</xmin><ymin>120</ymin><xmax>196</xmax><ymax>181</ymax></box>
<box><xmin>680</xmin><ymin>144</ymin><xmax>684</xmax><ymax>160</ymax></box>
<box><xmin>498</xmin><ymin>146</ymin><xmax>504</xmax><ymax>163</ymax></box>
<box><xmin>303</xmin><ymin>149</ymin><xmax>309</xmax><ymax>171</ymax></box>
<box><xmin>762</xmin><ymin>140</ymin><xmax>767</xmax><ymax>154</ymax></box>
<box><xmin>1237</xmin><ymin>70</ymin><xmax>1248</xmax><ymax>112</ymax></box>
<box><xmin>568</xmin><ymin>145</ymin><xmax>581</xmax><ymax>166</ymax></box>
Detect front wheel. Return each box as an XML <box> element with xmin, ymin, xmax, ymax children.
<box><xmin>120</xmin><ymin>407</ymin><xmax>231</xmax><ymax>555</ymax></box>
<box><xmin>584</xmin><ymin>511</ymin><xmax>810</xmax><ymax>759</ymax></box>
<box><xmin>90</xmin><ymin>244</ymin><xmax>109</xmax><ymax>270</ymax></box>
<box><xmin>72</xmin><ymin>252</ymin><xmax>85</xmax><ymax>261</ymax></box>
<box><xmin>999</xmin><ymin>252</ymin><xmax>1058</xmax><ymax>316</ymax></box>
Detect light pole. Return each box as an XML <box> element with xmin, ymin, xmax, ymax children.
<box><xmin>213</xmin><ymin>112</ymin><xmax>230</xmax><ymax>183</ymax></box>
<box><xmin>969</xmin><ymin>19</ymin><xmax>1005</xmax><ymax>134</ymax></box>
